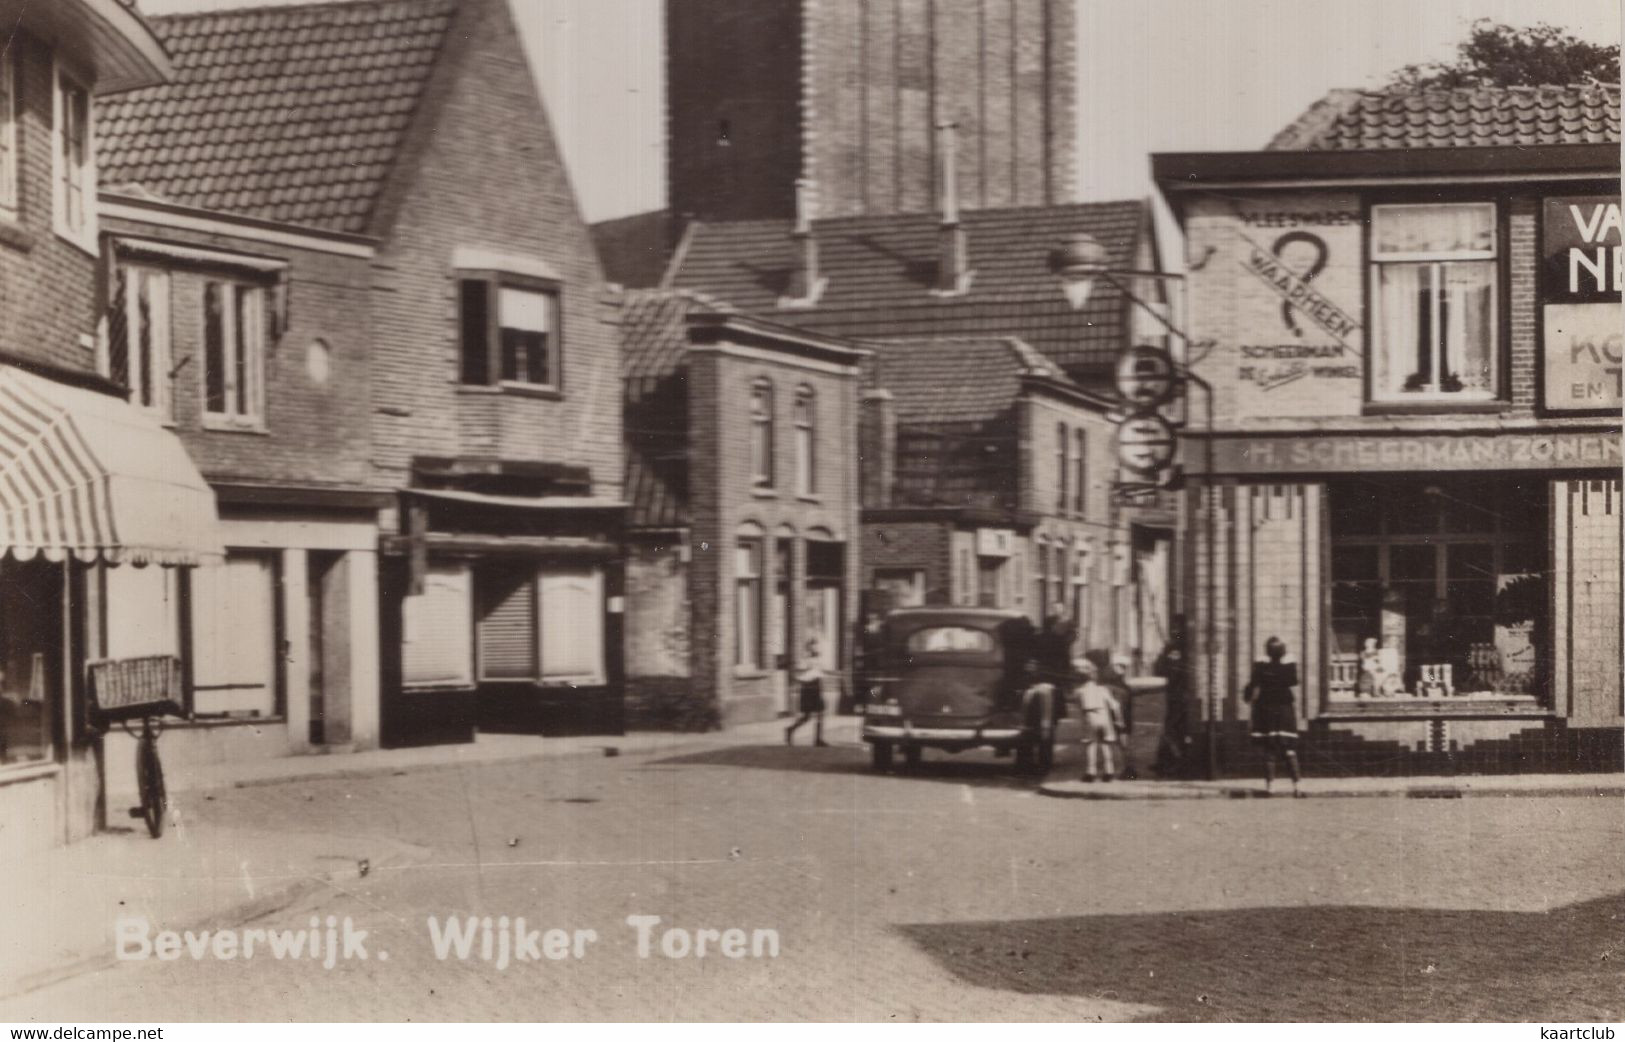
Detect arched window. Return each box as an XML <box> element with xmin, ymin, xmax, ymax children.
<box><xmin>794</xmin><ymin>385</ymin><xmax>816</xmax><ymax>496</ymax></box>
<box><xmin>749</xmin><ymin>379</ymin><xmax>774</xmax><ymax>488</ymax></box>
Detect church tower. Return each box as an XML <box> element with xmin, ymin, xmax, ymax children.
<box><xmin>666</xmin><ymin>0</ymin><xmax>1078</xmax><ymax>222</ymax></box>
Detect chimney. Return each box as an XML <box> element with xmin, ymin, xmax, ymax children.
<box><xmin>783</xmin><ymin>178</ymin><xmax>824</xmax><ymax>305</ymax></box>
<box><xmin>935</xmin><ymin>122</ymin><xmax>969</xmax><ymax>295</ymax></box>
<box><xmin>859</xmin><ymin>389</ymin><xmax>896</xmax><ymax>509</ymax></box>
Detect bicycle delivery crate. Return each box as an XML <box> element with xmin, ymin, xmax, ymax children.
<box><xmin>88</xmin><ymin>655</ymin><xmax>184</xmax><ymax>724</ymax></box>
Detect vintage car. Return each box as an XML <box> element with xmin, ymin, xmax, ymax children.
<box><xmin>861</xmin><ymin>608</ymin><xmax>1059</xmax><ymax>772</ymax></box>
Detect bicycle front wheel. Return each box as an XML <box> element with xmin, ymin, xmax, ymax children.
<box><xmin>136</xmin><ymin>735</ymin><xmax>167</xmax><ymax>839</ymax></box>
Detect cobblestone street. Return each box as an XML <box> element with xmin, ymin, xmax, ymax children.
<box><xmin>6</xmin><ymin>733</ymin><xmax>1622</xmax><ymax>1022</ymax></box>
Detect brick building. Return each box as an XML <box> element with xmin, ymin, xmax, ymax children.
<box><xmin>0</xmin><ymin>1</ymin><xmax>224</xmax><ymax>853</ymax></box>
<box><xmin>91</xmin><ymin>193</ymin><xmax>388</xmax><ymax>798</ymax></box>
<box><xmin>621</xmin><ymin>291</ymin><xmax>866</xmax><ymax>727</ymax></box>
<box><xmin>1153</xmin><ymin>84</ymin><xmax>1622</xmax><ymax>775</ymax></box>
<box><xmin>859</xmin><ymin>337</ymin><xmax>1142</xmax><ymax>656</ymax></box>
<box><xmin>95</xmin><ymin>0</ymin><xmax>627</xmax><ymax>748</ymax></box>
<box><xmin>666</xmin><ymin>194</ymin><xmax>1175</xmax><ymax>663</ymax></box>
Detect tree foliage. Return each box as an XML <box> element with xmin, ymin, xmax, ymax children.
<box><xmin>1387</xmin><ymin>19</ymin><xmax>1619</xmax><ymax>89</ymax></box>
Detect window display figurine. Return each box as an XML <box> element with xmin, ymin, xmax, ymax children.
<box><xmin>1356</xmin><ymin>638</ymin><xmax>1382</xmax><ymax>698</ymax></box>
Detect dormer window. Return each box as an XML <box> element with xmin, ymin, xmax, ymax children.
<box><xmin>52</xmin><ymin>61</ymin><xmax>95</xmax><ymax>250</ymax></box>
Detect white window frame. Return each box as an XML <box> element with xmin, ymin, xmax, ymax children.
<box><xmin>1369</xmin><ymin>202</ymin><xmax>1499</xmax><ymax>403</ymax></box>
<box><xmin>496</xmin><ymin>283</ymin><xmax>560</xmax><ymax>390</ymax></box>
<box><xmin>200</xmin><ymin>279</ymin><xmax>267</xmax><ymax>429</ymax></box>
<box><xmin>51</xmin><ymin>58</ymin><xmax>96</xmax><ymax>253</ymax></box>
<box><xmin>0</xmin><ymin>47</ymin><xmax>18</xmax><ymax>218</ymax></box>
<box><xmin>111</xmin><ymin>264</ymin><xmax>173</xmax><ymax>421</ymax></box>
<box><xmin>735</xmin><ymin>537</ymin><xmax>765</xmax><ymax>670</ymax></box>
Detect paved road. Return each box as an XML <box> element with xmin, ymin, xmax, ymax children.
<box><xmin>7</xmin><ymin>735</ymin><xmax>1622</xmax><ymax>1022</ymax></box>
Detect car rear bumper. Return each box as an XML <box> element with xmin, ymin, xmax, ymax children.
<box><xmin>862</xmin><ymin>725</ymin><xmax>1025</xmax><ymax>742</ymax></box>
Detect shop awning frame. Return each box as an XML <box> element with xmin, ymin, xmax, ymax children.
<box><xmin>0</xmin><ymin>366</ymin><xmax>224</xmax><ymax>566</ymax></box>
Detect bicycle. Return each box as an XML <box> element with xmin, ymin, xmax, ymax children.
<box><xmin>122</xmin><ymin>714</ymin><xmax>168</xmax><ymax>838</ymax></box>
<box><xmin>89</xmin><ymin>655</ymin><xmax>183</xmax><ymax>841</ymax></box>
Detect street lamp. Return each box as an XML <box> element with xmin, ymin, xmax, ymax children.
<box><xmin>1048</xmin><ymin>233</ymin><xmax>1222</xmax><ymax>781</ymax></box>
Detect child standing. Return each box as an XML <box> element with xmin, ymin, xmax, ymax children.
<box><xmin>785</xmin><ymin>639</ymin><xmax>829</xmax><ymax>747</ymax></box>
<box><xmin>1073</xmin><ymin>658</ymin><xmax>1124</xmax><ymax>782</ymax></box>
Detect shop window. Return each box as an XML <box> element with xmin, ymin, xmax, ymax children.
<box><xmin>749</xmin><ymin>380</ymin><xmax>774</xmax><ymax>489</ymax></box>
<box><xmin>735</xmin><ymin>537</ymin><xmax>764</xmax><ymax>669</ymax></box>
<box><xmin>108</xmin><ymin>265</ymin><xmax>173</xmax><ymax>421</ymax></box>
<box><xmin>459</xmin><ymin>277</ymin><xmax>561</xmax><ymax>390</ymax></box>
<box><xmin>0</xmin><ymin>560</ymin><xmax>59</xmax><ymax>767</ymax></box>
<box><xmin>202</xmin><ymin>280</ymin><xmax>266</xmax><ymax>428</ymax></box>
<box><xmin>1370</xmin><ymin>203</ymin><xmax>1498</xmax><ymax>403</ymax></box>
<box><xmin>191</xmin><ymin>552</ymin><xmax>279</xmax><ymax>716</ymax></box>
<box><xmin>1327</xmin><ymin>478</ymin><xmax>1546</xmax><ymax>701</ymax></box>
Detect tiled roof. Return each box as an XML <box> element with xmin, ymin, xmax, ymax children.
<box><xmin>668</xmin><ymin>200</ymin><xmax>1149</xmax><ymax>376</ymax></box>
<box><xmin>1267</xmin><ymin>84</ymin><xmax>1620</xmax><ymax>151</ymax></box>
<box><xmin>97</xmin><ymin>0</ymin><xmax>457</xmax><ymax>233</ymax></box>
<box><xmin>620</xmin><ymin>288</ymin><xmax>734</xmax><ymax>530</ymax></box>
<box><xmin>865</xmin><ymin>337</ymin><xmax>1062</xmax><ymax>511</ymax></box>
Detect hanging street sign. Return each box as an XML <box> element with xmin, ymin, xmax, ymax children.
<box><xmin>1116</xmin><ymin>412</ymin><xmax>1177</xmax><ymax>476</ymax></box>
<box><xmin>1114</xmin><ymin>344</ymin><xmax>1179</xmax><ymax>410</ymax></box>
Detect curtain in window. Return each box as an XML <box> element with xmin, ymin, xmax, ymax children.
<box><xmin>191</xmin><ymin>553</ymin><xmax>277</xmax><ymax>715</ymax></box>
<box><xmin>1443</xmin><ymin>263</ymin><xmax>1495</xmax><ymax>394</ymax></box>
<box><xmin>1375</xmin><ymin>204</ymin><xmax>1494</xmax><ymax>255</ymax></box>
<box><xmin>1376</xmin><ymin>263</ymin><xmax>1424</xmax><ymax>396</ymax></box>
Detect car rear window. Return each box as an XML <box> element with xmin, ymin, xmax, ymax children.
<box><xmin>905</xmin><ymin>626</ymin><xmax>996</xmax><ymax>654</ymax></box>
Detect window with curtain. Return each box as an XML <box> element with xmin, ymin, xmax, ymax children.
<box><xmin>458</xmin><ymin>276</ymin><xmax>562</xmax><ymax>389</ymax></box>
<box><xmin>1370</xmin><ymin>203</ymin><xmax>1498</xmax><ymax>402</ymax></box>
<box><xmin>735</xmin><ymin>538</ymin><xmax>764</xmax><ymax>669</ymax></box>
<box><xmin>794</xmin><ymin>386</ymin><xmax>816</xmax><ymax>496</ymax></box>
<box><xmin>749</xmin><ymin>380</ymin><xmax>774</xmax><ymax>488</ymax></box>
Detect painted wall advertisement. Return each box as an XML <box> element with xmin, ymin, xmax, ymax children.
<box><xmin>1199</xmin><ymin>195</ymin><xmax>1365</xmax><ymax>420</ymax></box>
<box><xmin>1542</xmin><ymin>196</ymin><xmax>1622</xmax><ymax>412</ymax></box>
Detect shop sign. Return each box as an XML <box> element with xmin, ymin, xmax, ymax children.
<box><xmin>1213</xmin><ymin>431</ymin><xmax>1621</xmax><ymax>474</ymax></box>
<box><xmin>1542</xmin><ymin>197</ymin><xmax>1622</xmax><ymax>411</ymax></box>
<box><xmin>1114</xmin><ymin>345</ymin><xmax>1178</xmax><ymax>409</ymax></box>
<box><xmin>1116</xmin><ymin>414</ymin><xmax>1177</xmax><ymax>476</ymax></box>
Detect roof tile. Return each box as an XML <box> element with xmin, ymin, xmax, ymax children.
<box><xmin>1267</xmin><ymin>84</ymin><xmax>1620</xmax><ymax>151</ymax></box>
<box><xmin>97</xmin><ymin>0</ymin><xmax>456</xmax><ymax>233</ymax></box>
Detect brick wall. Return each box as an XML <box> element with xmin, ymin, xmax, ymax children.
<box><xmin>686</xmin><ymin>341</ymin><xmax>863</xmax><ymax>725</ymax></box>
<box><xmin>367</xmin><ymin>0</ymin><xmax>621</xmax><ymax>507</ymax></box>
<box><xmin>667</xmin><ymin>0</ymin><xmax>1077</xmax><ymax>221</ymax></box>
<box><xmin>665</xmin><ymin>0</ymin><xmax>803</xmax><ymax>222</ymax></box>
<box><xmin>0</xmin><ymin>36</ymin><xmax>100</xmax><ymax>377</ymax></box>
<box><xmin>860</xmin><ymin>519</ymin><xmax>953</xmax><ymax>606</ymax></box>
<box><xmin>101</xmin><ymin>215</ymin><xmax>377</xmax><ymax>489</ymax></box>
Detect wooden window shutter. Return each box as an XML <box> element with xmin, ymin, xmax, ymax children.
<box><xmin>460</xmin><ymin>278</ymin><xmax>491</xmax><ymax>384</ymax></box>
<box><xmin>402</xmin><ymin>564</ymin><xmax>474</xmax><ymax>687</ymax></box>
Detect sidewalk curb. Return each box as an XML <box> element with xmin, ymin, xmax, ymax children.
<box><xmin>2</xmin><ymin>835</ymin><xmax>431</xmax><ymax>1002</ymax></box>
<box><xmin>1037</xmin><ymin>780</ymin><xmax>1625</xmax><ymax>801</ymax></box>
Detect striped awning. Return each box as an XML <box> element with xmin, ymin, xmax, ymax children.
<box><xmin>0</xmin><ymin>366</ymin><xmax>223</xmax><ymax>566</ymax></box>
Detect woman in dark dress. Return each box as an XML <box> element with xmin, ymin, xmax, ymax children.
<box><xmin>1243</xmin><ymin>636</ymin><xmax>1303</xmax><ymax>797</ymax></box>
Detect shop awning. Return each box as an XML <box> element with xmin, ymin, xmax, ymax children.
<box><xmin>0</xmin><ymin>366</ymin><xmax>224</xmax><ymax>565</ymax></box>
